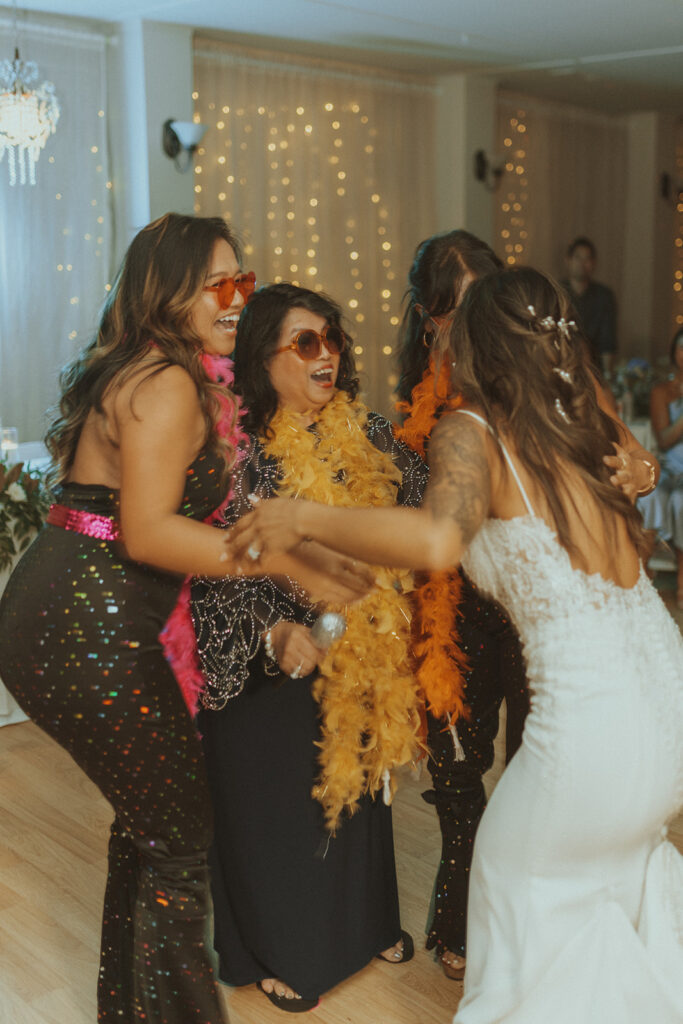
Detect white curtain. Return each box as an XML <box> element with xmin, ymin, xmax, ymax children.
<box><xmin>193</xmin><ymin>38</ymin><xmax>436</xmax><ymax>417</ymax></box>
<box><xmin>0</xmin><ymin>18</ymin><xmax>112</xmax><ymax>444</ymax></box>
<box><xmin>494</xmin><ymin>91</ymin><xmax>628</xmax><ymax>290</ymax></box>
<box><xmin>673</xmin><ymin>119</ymin><xmax>683</xmax><ymax>335</ymax></box>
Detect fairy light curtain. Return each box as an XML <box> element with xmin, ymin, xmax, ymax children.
<box><xmin>673</xmin><ymin>120</ymin><xmax>683</xmax><ymax>331</ymax></box>
<box><xmin>494</xmin><ymin>91</ymin><xmax>627</xmax><ymax>288</ymax></box>
<box><xmin>0</xmin><ymin>17</ymin><xmax>112</xmax><ymax>443</ymax></box>
<box><xmin>193</xmin><ymin>37</ymin><xmax>436</xmax><ymax>417</ymax></box>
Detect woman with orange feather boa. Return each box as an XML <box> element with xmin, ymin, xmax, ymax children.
<box><xmin>394</xmin><ymin>230</ymin><xmax>530</xmax><ymax>981</ymax></box>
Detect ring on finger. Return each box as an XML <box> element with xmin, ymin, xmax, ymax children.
<box><xmin>290</xmin><ymin>660</ymin><xmax>304</xmax><ymax>679</ymax></box>
<box><xmin>247</xmin><ymin>543</ymin><xmax>262</xmax><ymax>561</ymax></box>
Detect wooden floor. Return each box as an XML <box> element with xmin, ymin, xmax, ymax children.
<box><xmin>1</xmin><ymin>580</ymin><xmax>681</xmax><ymax>1024</ymax></box>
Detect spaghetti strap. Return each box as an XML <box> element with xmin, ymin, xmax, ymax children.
<box><xmin>454</xmin><ymin>409</ymin><xmax>536</xmax><ymax>517</ymax></box>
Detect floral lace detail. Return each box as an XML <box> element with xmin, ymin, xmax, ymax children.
<box><xmin>463</xmin><ymin>515</ymin><xmax>651</xmax><ymax>623</ymax></box>
<box><xmin>463</xmin><ymin>514</ymin><xmax>683</xmax><ymax>808</ymax></box>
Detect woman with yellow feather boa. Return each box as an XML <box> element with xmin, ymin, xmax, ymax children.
<box><xmin>191</xmin><ymin>283</ymin><xmax>426</xmax><ymax>1012</ymax></box>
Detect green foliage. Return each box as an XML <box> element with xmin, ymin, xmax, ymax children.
<box><xmin>0</xmin><ymin>460</ymin><xmax>51</xmax><ymax>573</ymax></box>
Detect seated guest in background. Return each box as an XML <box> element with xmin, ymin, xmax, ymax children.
<box><xmin>639</xmin><ymin>326</ymin><xmax>683</xmax><ymax>607</ymax></box>
<box><xmin>191</xmin><ymin>283</ymin><xmax>424</xmax><ymax>1013</ymax></box>
<box><xmin>562</xmin><ymin>236</ymin><xmax>617</xmax><ymax>375</ymax></box>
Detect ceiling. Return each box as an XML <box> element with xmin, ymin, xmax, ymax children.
<box><xmin>4</xmin><ymin>0</ymin><xmax>683</xmax><ymax>115</ymax></box>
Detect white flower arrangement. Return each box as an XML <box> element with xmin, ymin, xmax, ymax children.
<box><xmin>0</xmin><ymin>459</ymin><xmax>50</xmax><ymax>573</ymax></box>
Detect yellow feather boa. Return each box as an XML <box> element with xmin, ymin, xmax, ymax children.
<box><xmin>262</xmin><ymin>391</ymin><xmax>424</xmax><ymax>831</ymax></box>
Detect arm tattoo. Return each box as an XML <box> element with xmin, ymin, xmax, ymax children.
<box><xmin>425</xmin><ymin>415</ymin><xmax>490</xmax><ymax>545</ymax></box>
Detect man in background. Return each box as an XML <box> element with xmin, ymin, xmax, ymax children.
<box><xmin>562</xmin><ymin>236</ymin><xmax>617</xmax><ymax>375</ymax></box>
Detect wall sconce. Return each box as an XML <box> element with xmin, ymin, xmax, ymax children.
<box><xmin>474</xmin><ymin>149</ymin><xmax>505</xmax><ymax>192</ymax></box>
<box><xmin>162</xmin><ymin>119</ymin><xmax>208</xmax><ymax>172</ymax></box>
<box><xmin>660</xmin><ymin>172</ymin><xmax>683</xmax><ymax>206</ymax></box>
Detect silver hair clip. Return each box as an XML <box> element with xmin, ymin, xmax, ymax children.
<box><xmin>555</xmin><ymin>397</ymin><xmax>571</xmax><ymax>423</ymax></box>
<box><xmin>553</xmin><ymin>367</ymin><xmax>573</xmax><ymax>384</ymax></box>
<box><xmin>529</xmin><ymin>307</ymin><xmax>576</xmax><ymax>343</ymax></box>
<box><xmin>556</xmin><ymin>317</ymin><xmax>575</xmax><ymax>341</ymax></box>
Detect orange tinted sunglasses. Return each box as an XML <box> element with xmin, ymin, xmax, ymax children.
<box><xmin>203</xmin><ymin>271</ymin><xmax>256</xmax><ymax>309</ymax></box>
<box><xmin>274</xmin><ymin>324</ymin><xmax>347</xmax><ymax>360</ymax></box>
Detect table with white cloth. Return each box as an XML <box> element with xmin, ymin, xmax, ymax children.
<box><xmin>0</xmin><ymin>442</ymin><xmax>50</xmax><ymax>727</ymax></box>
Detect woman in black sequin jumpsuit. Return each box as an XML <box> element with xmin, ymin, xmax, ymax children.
<box><xmin>0</xmin><ymin>215</ymin><xmax>368</xmax><ymax>1023</ymax></box>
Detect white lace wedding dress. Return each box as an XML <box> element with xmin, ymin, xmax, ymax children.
<box><xmin>454</xmin><ymin>411</ymin><xmax>683</xmax><ymax>1024</ymax></box>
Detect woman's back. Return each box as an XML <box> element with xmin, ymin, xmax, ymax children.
<box><xmin>439</xmin><ymin>407</ymin><xmax>640</xmax><ymax>594</ymax></box>
<box><xmin>68</xmin><ymin>360</ymin><xmax>205</xmax><ymax>490</ymax></box>
<box><xmin>479</xmin><ymin>414</ymin><xmax>642</xmax><ymax>590</ymax></box>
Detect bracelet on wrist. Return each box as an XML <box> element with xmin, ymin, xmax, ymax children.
<box><xmin>263</xmin><ymin>626</ymin><xmax>278</xmax><ymax>662</ymax></box>
<box><xmin>636</xmin><ymin>458</ymin><xmax>656</xmax><ymax>496</ymax></box>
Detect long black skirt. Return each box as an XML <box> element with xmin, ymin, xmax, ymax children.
<box><xmin>199</xmin><ymin>661</ymin><xmax>402</xmax><ymax>1001</ymax></box>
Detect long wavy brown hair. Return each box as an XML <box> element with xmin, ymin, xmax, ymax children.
<box><xmin>448</xmin><ymin>266</ymin><xmax>647</xmax><ymax>565</ymax></box>
<box><xmin>46</xmin><ymin>213</ymin><xmax>242</xmax><ymax>486</ymax></box>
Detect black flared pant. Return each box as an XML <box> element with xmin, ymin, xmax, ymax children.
<box><xmin>424</xmin><ymin>574</ymin><xmax>529</xmax><ymax>958</ymax></box>
<box><xmin>0</xmin><ymin>522</ymin><xmax>227</xmax><ymax>1023</ymax></box>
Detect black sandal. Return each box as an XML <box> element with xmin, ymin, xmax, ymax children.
<box><xmin>257</xmin><ymin>981</ymin><xmax>320</xmax><ymax>1013</ymax></box>
<box><xmin>375</xmin><ymin>929</ymin><xmax>415</xmax><ymax>964</ymax></box>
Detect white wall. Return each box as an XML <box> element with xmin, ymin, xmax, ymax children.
<box><xmin>143</xmin><ymin>21</ymin><xmax>196</xmax><ymax>224</ymax></box>
<box><xmin>106</xmin><ymin>19</ymin><xmax>196</xmax><ymax>264</ymax></box>
<box><xmin>435</xmin><ymin>74</ymin><xmax>497</xmax><ymax>245</ymax></box>
<box><xmin>621</xmin><ymin>112</ymin><xmax>678</xmax><ymax>363</ymax></box>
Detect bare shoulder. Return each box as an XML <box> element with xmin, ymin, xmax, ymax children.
<box><xmin>426</xmin><ymin>411</ymin><xmax>491</xmax><ymax>544</ymax></box>
<box><xmin>121</xmin><ymin>360</ymin><xmax>197</xmax><ymax>402</ymax></box>
<box><xmin>650</xmin><ymin>380</ymin><xmax>675</xmax><ymax>404</ymax></box>
<box><xmin>113</xmin><ymin>360</ymin><xmax>200</xmax><ymax>425</ymax></box>
<box><xmin>431</xmin><ymin>410</ymin><xmax>489</xmax><ymax>456</ymax></box>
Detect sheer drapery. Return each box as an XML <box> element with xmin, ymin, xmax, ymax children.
<box><xmin>673</xmin><ymin>120</ymin><xmax>683</xmax><ymax>333</ymax></box>
<box><xmin>0</xmin><ymin>19</ymin><xmax>112</xmax><ymax>443</ymax></box>
<box><xmin>193</xmin><ymin>38</ymin><xmax>436</xmax><ymax>416</ymax></box>
<box><xmin>494</xmin><ymin>92</ymin><xmax>627</xmax><ymax>289</ymax></box>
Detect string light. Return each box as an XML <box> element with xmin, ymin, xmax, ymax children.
<box><xmin>499</xmin><ymin>109</ymin><xmax>528</xmax><ymax>265</ymax></box>
<box><xmin>193</xmin><ymin>81</ymin><xmax>413</xmax><ymax>407</ymax></box>
<box><xmin>674</xmin><ymin>133</ymin><xmax>683</xmax><ymax>326</ymax></box>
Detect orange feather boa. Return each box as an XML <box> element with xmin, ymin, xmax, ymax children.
<box><xmin>394</xmin><ymin>358</ymin><xmax>470</xmax><ymax>722</ymax></box>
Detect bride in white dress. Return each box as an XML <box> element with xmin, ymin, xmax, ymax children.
<box><xmin>227</xmin><ymin>266</ymin><xmax>683</xmax><ymax>1023</ymax></box>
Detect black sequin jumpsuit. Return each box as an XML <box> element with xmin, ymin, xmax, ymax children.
<box><xmin>0</xmin><ymin>450</ymin><xmax>228</xmax><ymax>1024</ymax></box>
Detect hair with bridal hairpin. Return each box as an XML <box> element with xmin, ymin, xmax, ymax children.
<box><xmin>527</xmin><ymin>305</ymin><xmax>576</xmax><ymax>343</ymax></box>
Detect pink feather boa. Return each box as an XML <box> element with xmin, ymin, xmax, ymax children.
<box><xmin>159</xmin><ymin>353</ymin><xmax>247</xmax><ymax>717</ymax></box>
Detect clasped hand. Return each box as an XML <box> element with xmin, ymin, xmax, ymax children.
<box><xmin>232</xmin><ymin>495</ymin><xmax>303</xmax><ymax>561</ymax></box>
<box><xmin>602</xmin><ymin>443</ymin><xmax>643</xmax><ymax>502</ymax></box>
<box><xmin>228</xmin><ymin>496</ymin><xmax>374</xmax><ymax>606</ymax></box>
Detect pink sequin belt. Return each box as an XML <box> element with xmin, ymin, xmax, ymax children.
<box><xmin>47</xmin><ymin>503</ymin><xmax>121</xmax><ymax>541</ymax></box>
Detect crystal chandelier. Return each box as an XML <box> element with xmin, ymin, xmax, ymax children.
<box><xmin>0</xmin><ymin>46</ymin><xmax>60</xmax><ymax>186</ymax></box>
